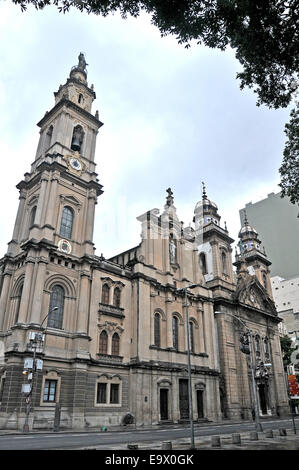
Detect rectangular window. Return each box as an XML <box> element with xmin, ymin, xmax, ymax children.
<box><xmin>97</xmin><ymin>383</ymin><xmax>107</xmax><ymax>404</ymax></box>
<box><xmin>43</xmin><ymin>379</ymin><xmax>57</xmax><ymax>402</ymax></box>
<box><xmin>110</xmin><ymin>384</ymin><xmax>119</xmax><ymax>404</ymax></box>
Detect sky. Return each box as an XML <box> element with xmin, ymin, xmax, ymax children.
<box><xmin>0</xmin><ymin>2</ymin><xmax>292</xmax><ymax>260</ymax></box>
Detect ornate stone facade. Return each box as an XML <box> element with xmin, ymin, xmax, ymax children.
<box><xmin>0</xmin><ymin>56</ymin><xmax>289</xmax><ymax>430</ymax></box>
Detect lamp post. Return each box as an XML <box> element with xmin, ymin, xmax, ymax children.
<box><xmin>23</xmin><ymin>306</ymin><xmax>58</xmax><ymax>432</ymax></box>
<box><xmin>176</xmin><ymin>284</ymin><xmax>197</xmax><ymax>449</ymax></box>
<box><xmin>215</xmin><ymin>311</ymin><xmax>263</xmax><ymax>432</ymax></box>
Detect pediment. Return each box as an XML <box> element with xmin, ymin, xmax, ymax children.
<box><xmin>59</xmin><ymin>194</ymin><xmax>82</xmax><ymax>209</ymax></box>
<box><xmin>234</xmin><ymin>277</ymin><xmax>277</xmax><ymax>315</ymax></box>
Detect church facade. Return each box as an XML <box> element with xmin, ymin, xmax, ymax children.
<box><xmin>0</xmin><ymin>56</ymin><xmax>289</xmax><ymax>430</ymax></box>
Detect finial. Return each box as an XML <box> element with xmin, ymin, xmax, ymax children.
<box><xmin>166</xmin><ymin>187</ymin><xmax>174</xmax><ymax>206</ymax></box>
<box><xmin>202</xmin><ymin>181</ymin><xmax>207</xmax><ymax>200</ymax></box>
<box><xmin>224</xmin><ymin>221</ymin><xmax>228</xmax><ymax>231</ymax></box>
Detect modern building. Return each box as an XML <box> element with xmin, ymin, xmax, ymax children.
<box><xmin>271</xmin><ymin>276</ymin><xmax>299</xmax><ymax>315</ymax></box>
<box><xmin>240</xmin><ymin>192</ymin><xmax>299</xmax><ymax>280</ymax></box>
<box><xmin>0</xmin><ymin>55</ymin><xmax>289</xmax><ymax>431</ymax></box>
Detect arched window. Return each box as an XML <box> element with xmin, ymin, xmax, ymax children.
<box><xmin>154</xmin><ymin>313</ymin><xmax>161</xmax><ymax>347</ymax></box>
<box><xmin>60</xmin><ymin>206</ymin><xmax>74</xmax><ymax>239</ymax></box>
<box><xmin>48</xmin><ymin>285</ymin><xmax>65</xmax><ymax>329</ymax></box>
<box><xmin>112</xmin><ymin>333</ymin><xmax>120</xmax><ymax>356</ymax></box>
<box><xmin>113</xmin><ymin>287</ymin><xmax>121</xmax><ymax>308</ymax></box>
<box><xmin>99</xmin><ymin>330</ymin><xmax>108</xmax><ymax>354</ymax></box>
<box><xmin>221</xmin><ymin>251</ymin><xmax>227</xmax><ymax>274</ymax></box>
<box><xmin>15</xmin><ymin>284</ymin><xmax>23</xmax><ymax>324</ymax></box>
<box><xmin>172</xmin><ymin>316</ymin><xmax>179</xmax><ymax>351</ymax></box>
<box><xmin>71</xmin><ymin>125</ymin><xmax>84</xmax><ymax>152</ymax></box>
<box><xmin>189</xmin><ymin>321</ymin><xmax>194</xmax><ymax>353</ymax></box>
<box><xmin>199</xmin><ymin>252</ymin><xmax>207</xmax><ymax>275</ymax></box>
<box><xmin>29</xmin><ymin>206</ymin><xmax>37</xmax><ymax>228</ymax></box>
<box><xmin>263</xmin><ymin>273</ymin><xmax>267</xmax><ymax>290</ymax></box>
<box><xmin>101</xmin><ymin>284</ymin><xmax>110</xmax><ymax>305</ymax></box>
<box><xmin>78</xmin><ymin>93</ymin><xmax>84</xmax><ymax>104</ymax></box>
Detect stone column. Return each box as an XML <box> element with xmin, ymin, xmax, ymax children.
<box><xmin>35</xmin><ymin>177</ymin><xmax>49</xmax><ymax>227</ymax></box>
<box><xmin>0</xmin><ymin>269</ymin><xmax>12</xmax><ymax>330</ymax></box>
<box><xmin>46</xmin><ymin>175</ymin><xmax>59</xmax><ymax>229</ymax></box>
<box><xmin>84</xmin><ymin>191</ymin><xmax>96</xmax><ymax>243</ymax></box>
<box><xmin>17</xmin><ymin>258</ymin><xmax>35</xmax><ymax>324</ymax></box>
<box><xmin>76</xmin><ymin>272</ymin><xmax>90</xmax><ymax>334</ymax></box>
<box><xmin>29</xmin><ymin>258</ymin><xmax>47</xmax><ymax>325</ymax></box>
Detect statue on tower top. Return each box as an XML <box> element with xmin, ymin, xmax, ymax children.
<box><xmin>77</xmin><ymin>52</ymin><xmax>88</xmax><ymax>72</ymax></box>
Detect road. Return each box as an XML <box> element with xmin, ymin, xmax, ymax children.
<box><xmin>0</xmin><ymin>417</ymin><xmax>298</xmax><ymax>450</ymax></box>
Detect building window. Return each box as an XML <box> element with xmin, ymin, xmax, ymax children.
<box><xmin>221</xmin><ymin>251</ymin><xmax>227</xmax><ymax>274</ymax></box>
<box><xmin>263</xmin><ymin>273</ymin><xmax>267</xmax><ymax>289</ymax></box>
<box><xmin>111</xmin><ymin>333</ymin><xmax>120</xmax><ymax>356</ymax></box>
<box><xmin>71</xmin><ymin>125</ymin><xmax>84</xmax><ymax>152</ymax></box>
<box><xmin>199</xmin><ymin>252</ymin><xmax>207</xmax><ymax>275</ymax></box>
<box><xmin>96</xmin><ymin>383</ymin><xmax>107</xmax><ymax>404</ymax></box>
<box><xmin>113</xmin><ymin>287</ymin><xmax>121</xmax><ymax>308</ymax></box>
<box><xmin>154</xmin><ymin>313</ymin><xmax>161</xmax><ymax>347</ymax></box>
<box><xmin>60</xmin><ymin>206</ymin><xmax>74</xmax><ymax>239</ymax></box>
<box><xmin>48</xmin><ymin>285</ymin><xmax>64</xmax><ymax>329</ymax></box>
<box><xmin>189</xmin><ymin>321</ymin><xmax>194</xmax><ymax>353</ymax></box>
<box><xmin>172</xmin><ymin>316</ymin><xmax>179</xmax><ymax>351</ymax></box>
<box><xmin>264</xmin><ymin>338</ymin><xmax>270</xmax><ymax>359</ymax></box>
<box><xmin>45</xmin><ymin>125</ymin><xmax>53</xmax><ymax>151</ymax></box>
<box><xmin>43</xmin><ymin>379</ymin><xmax>57</xmax><ymax>403</ymax></box>
<box><xmin>14</xmin><ymin>284</ymin><xmax>23</xmax><ymax>324</ymax></box>
<box><xmin>110</xmin><ymin>384</ymin><xmax>119</xmax><ymax>404</ymax></box>
<box><xmin>29</xmin><ymin>206</ymin><xmax>37</xmax><ymax>228</ymax></box>
<box><xmin>99</xmin><ymin>330</ymin><xmax>108</xmax><ymax>354</ymax></box>
<box><xmin>101</xmin><ymin>284</ymin><xmax>110</xmax><ymax>304</ymax></box>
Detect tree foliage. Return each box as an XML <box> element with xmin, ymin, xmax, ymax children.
<box><xmin>279</xmin><ymin>104</ymin><xmax>299</xmax><ymax>207</ymax></box>
<box><xmin>12</xmin><ymin>0</ymin><xmax>298</xmax><ymax>109</ymax></box>
<box><xmin>280</xmin><ymin>334</ymin><xmax>298</xmax><ymax>370</ymax></box>
<box><xmin>11</xmin><ymin>0</ymin><xmax>299</xmax><ymax>201</ymax></box>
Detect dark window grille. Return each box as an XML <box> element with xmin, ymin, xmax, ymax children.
<box><xmin>48</xmin><ymin>285</ymin><xmax>64</xmax><ymax>329</ymax></box>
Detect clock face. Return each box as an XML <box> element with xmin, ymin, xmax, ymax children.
<box><xmin>58</xmin><ymin>239</ymin><xmax>72</xmax><ymax>254</ymax></box>
<box><xmin>70</xmin><ymin>157</ymin><xmax>82</xmax><ymax>171</ymax></box>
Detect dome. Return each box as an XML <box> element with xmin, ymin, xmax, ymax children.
<box><xmin>194</xmin><ymin>198</ymin><xmax>218</xmax><ymax>213</ymax></box>
<box><xmin>239</xmin><ymin>224</ymin><xmax>257</xmax><ymax>236</ymax></box>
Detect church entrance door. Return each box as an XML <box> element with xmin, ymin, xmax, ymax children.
<box><xmin>179</xmin><ymin>379</ymin><xmax>189</xmax><ymax>420</ymax></box>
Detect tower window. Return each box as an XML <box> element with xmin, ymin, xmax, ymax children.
<box><xmin>199</xmin><ymin>252</ymin><xmax>207</xmax><ymax>275</ymax></box>
<box><xmin>29</xmin><ymin>206</ymin><xmax>37</xmax><ymax>228</ymax></box>
<box><xmin>221</xmin><ymin>251</ymin><xmax>227</xmax><ymax>275</ymax></box>
<box><xmin>78</xmin><ymin>94</ymin><xmax>84</xmax><ymax>104</ymax></box>
<box><xmin>99</xmin><ymin>330</ymin><xmax>108</xmax><ymax>354</ymax></box>
<box><xmin>154</xmin><ymin>313</ymin><xmax>161</xmax><ymax>348</ymax></box>
<box><xmin>60</xmin><ymin>206</ymin><xmax>74</xmax><ymax>239</ymax></box>
<box><xmin>71</xmin><ymin>125</ymin><xmax>84</xmax><ymax>152</ymax></box>
<box><xmin>48</xmin><ymin>285</ymin><xmax>65</xmax><ymax>329</ymax></box>
<box><xmin>263</xmin><ymin>273</ymin><xmax>267</xmax><ymax>289</ymax></box>
<box><xmin>14</xmin><ymin>284</ymin><xmax>23</xmax><ymax>324</ymax></box>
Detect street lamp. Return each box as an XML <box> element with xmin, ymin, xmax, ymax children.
<box><xmin>215</xmin><ymin>311</ymin><xmax>263</xmax><ymax>432</ymax></box>
<box><xmin>23</xmin><ymin>306</ymin><xmax>58</xmax><ymax>432</ymax></box>
<box><xmin>176</xmin><ymin>284</ymin><xmax>197</xmax><ymax>449</ymax></box>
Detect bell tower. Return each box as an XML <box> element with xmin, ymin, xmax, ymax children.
<box><xmin>194</xmin><ymin>183</ymin><xmax>235</xmax><ymax>293</ymax></box>
<box><xmin>0</xmin><ymin>53</ymin><xmax>103</xmax><ymax>342</ymax></box>
<box><xmin>7</xmin><ymin>53</ymin><xmax>103</xmax><ymax>259</ymax></box>
<box><xmin>234</xmin><ymin>212</ymin><xmax>273</xmax><ymax>298</ymax></box>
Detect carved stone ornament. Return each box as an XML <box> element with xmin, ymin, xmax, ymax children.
<box><xmin>58</xmin><ymin>239</ymin><xmax>72</xmax><ymax>254</ymax></box>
